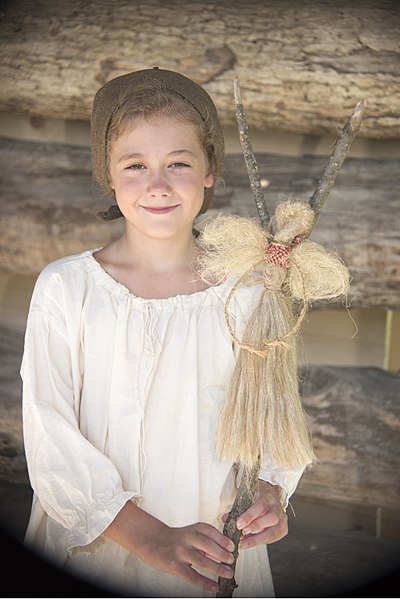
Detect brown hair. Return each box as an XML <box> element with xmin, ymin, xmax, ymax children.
<box><xmin>91</xmin><ymin>68</ymin><xmax>225</xmax><ymax>220</ymax></box>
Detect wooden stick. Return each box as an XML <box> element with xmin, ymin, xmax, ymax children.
<box><xmin>218</xmin><ymin>85</ymin><xmax>364</xmax><ymax>599</ymax></box>
<box><xmin>307</xmin><ymin>100</ymin><xmax>365</xmax><ymax>233</ymax></box>
<box><xmin>217</xmin><ymin>76</ymin><xmax>276</xmax><ymax>598</ymax></box>
<box><xmin>234</xmin><ymin>76</ymin><xmax>271</xmax><ymax>230</ymax></box>
<box><xmin>217</xmin><ymin>458</ymin><xmax>261</xmax><ymax>598</ymax></box>
<box><xmin>216</xmin><ymin>78</ymin><xmax>268</xmax><ymax>598</ymax></box>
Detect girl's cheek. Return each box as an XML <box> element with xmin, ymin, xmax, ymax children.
<box><xmin>118</xmin><ymin>175</ymin><xmax>143</xmax><ymax>189</ymax></box>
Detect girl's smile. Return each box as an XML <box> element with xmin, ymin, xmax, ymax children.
<box><xmin>141</xmin><ymin>205</ymin><xmax>179</xmax><ymax>214</ymax></box>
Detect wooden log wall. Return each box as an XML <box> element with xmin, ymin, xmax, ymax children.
<box><xmin>1</xmin><ymin>137</ymin><xmax>399</xmax><ymax>309</ymax></box>
<box><xmin>297</xmin><ymin>365</ymin><xmax>400</xmax><ymax>511</ymax></box>
<box><xmin>0</xmin><ymin>0</ymin><xmax>399</xmax><ymax>138</ymax></box>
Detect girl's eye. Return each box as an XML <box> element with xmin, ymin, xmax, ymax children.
<box><xmin>169</xmin><ymin>162</ymin><xmax>190</xmax><ymax>169</ymax></box>
<box><xmin>126</xmin><ymin>163</ymin><xmax>146</xmax><ymax>171</ymax></box>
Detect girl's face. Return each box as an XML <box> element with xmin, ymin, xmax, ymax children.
<box><xmin>108</xmin><ymin>116</ymin><xmax>214</xmax><ymax>241</ymax></box>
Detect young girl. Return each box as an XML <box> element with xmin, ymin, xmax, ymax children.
<box><xmin>21</xmin><ymin>68</ymin><xmax>307</xmax><ymax>597</ymax></box>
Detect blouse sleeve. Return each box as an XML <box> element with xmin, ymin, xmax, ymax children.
<box><xmin>21</xmin><ymin>268</ymin><xmax>138</xmax><ymax>554</ymax></box>
<box><xmin>258</xmin><ymin>457</ymin><xmax>306</xmax><ymax>511</ymax></box>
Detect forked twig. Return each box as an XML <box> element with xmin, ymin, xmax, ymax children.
<box><xmin>234</xmin><ymin>77</ymin><xmax>270</xmax><ymax>230</ymax></box>
<box><xmin>307</xmin><ymin>99</ymin><xmax>365</xmax><ymax>234</ymax></box>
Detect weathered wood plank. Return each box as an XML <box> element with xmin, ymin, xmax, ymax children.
<box><xmin>1</xmin><ymin>137</ymin><xmax>399</xmax><ymax>308</ymax></box>
<box><xmin>0</xmin><ymin>0</ymin><xmax>399</xmax><ymax>138</ymax></box>
<box><xmin>297</xmin><ymin>365</ymin><xmax>400</xmax><ymax>511</ymax></box>
<box><xmin>0</xmin><ymin>137</ymin><xmax>123</xmax><ymax>274</ymax></box>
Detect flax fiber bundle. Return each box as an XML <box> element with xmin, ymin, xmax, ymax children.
<box><xmin>198</xmin><ymin>199</ymin><xmax>350</xmax><ymax>469</ymax></box>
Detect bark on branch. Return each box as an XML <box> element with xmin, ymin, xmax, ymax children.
<box><xmin>233</xmin><ymin>77</ymin><xmax>270</xmax><ymax>230</ymax></box>
<box><xmin>308</xmin><ymin>100</ymin><xmax>366</xmax><ymax>234</ymax></box>
<box><xmin>217</xmin><ymin>459</ymin><xmax>261</xmax><ymax>598</ymax></box>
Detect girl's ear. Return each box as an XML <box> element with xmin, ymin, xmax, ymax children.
<box><xmin>204</xmin><ymin>157</ymin><xmax>216</xmax><ymax>188</ymax></box>
<box><xmin>204</xmin><ymin>170</ymin><xmax>215</xmax><ymax>189</ymax></box>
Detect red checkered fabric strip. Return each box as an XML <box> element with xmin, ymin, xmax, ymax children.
<box><xmin>265</xmin><ymin>236</ymin><xmax>302</xmax><ymax>267</ymax></box>
<box><xmin>265</xmin><ymin>242</ymin><xmax>291</xmax><ymax>266</ymax></box>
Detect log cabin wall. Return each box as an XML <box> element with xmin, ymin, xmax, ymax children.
<box><xmin>0</xmin><ymin>0</ymin><xmax>399</xmax><ymax>543</ymax></box>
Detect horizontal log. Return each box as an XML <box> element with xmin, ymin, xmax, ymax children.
<box><xmin>1</xmin><ymin>324</ymin><xmax>399</xmax><ymax>511</ymax></box>
<box><xmin>0</xmin><ymin>137</ymin><xmax>123</xmax><ymax>275</ymax></box>
<box><xmin>0</xmin><ymin>0</ymin><xmax>399</xmax><ymax>138</ymax></box>
<box><xmin>297</xmin><ymin>364</ymin><xmax>400</xmax><ymax>511</ymax></box>
<box><xmin>1</xmin><ymin>136</ymin><xmax>399</xmax><ymax>308</ymax></box>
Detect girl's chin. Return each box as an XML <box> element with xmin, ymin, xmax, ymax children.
<box><xmin>124</xmin><ymin>221</ymin><xmax>194</xmax><ymax>240</ymax></box>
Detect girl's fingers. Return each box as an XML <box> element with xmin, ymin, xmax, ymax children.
<box><xmin>190</xmin><ymin>549</ymin><xmax>234</xmax><ymax>580</ymax></box>
<box><xmin>152</xmin><ymin>523</ymin><xmax>235</xmax><ymax>592</ymax></box>
<box><xmin>234</xmin><ymin>486</ymin><xmax>288</xmax><ymax>549</ymax></box>
<box><xmin>239</xmin><ymin>520</ymin><xmax>288</xmax><ymax>548</ymax></box>
<box><xmin>195</xmin><ymin>522</ymin><xmax>235</xmax><ymax>552</ymax></box>
<box><xmin>239</xmin><ymin>508</ymin><xmax>288</xmax><ymax>548</ymax></box>
<box><xmin>236</xmin><ymin>486</ymin><xmax>283</xmax><ymax>531</ymax></box>
<box><xmin>193</xmin><ymin>526</ymin><xmax>235</xmax><ymax>566</ymax></box>
<box><xmin>177</xmin><ymin>563</ymin><xmax>220</xmax><ymax>594</ymax></box>
<box><xmin>240</xmin><ymin>509</ymin><xmax>281</xmax><ymax>535</ymax></box>
<box><xmin>236</xmin><ymin>498</ymin><xmax>270</xmax><ymax>531</ymax></box>
<box><xmin>174</xmin><ymin>528</ymin><xmax>235</xmax><ymax>588</ymax></box>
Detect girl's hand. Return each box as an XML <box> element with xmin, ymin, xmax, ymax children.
<box><xmin>105</xmin><ymin>501</ymin><xmax>234</xmax><ymax>593</ymax></box>
<box><xmin>150</xmin><ymin>523</ymin><xmax>235</xmax><ymax>593</ymax></box>
<box><xmin>223</xmin><ymin>481</ymin><xmax>288</xmax><ymax>550</ymax></box>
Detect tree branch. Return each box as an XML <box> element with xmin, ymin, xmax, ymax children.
<box><xmin>217</xmin><ymin>458</ymin><xmax>261</xmax><ymax>598</ymax></box>
<box><xmin>307</xmin><ymin>100</ymin><xmax>365</xmax><ymax>234</ymax></box>
<box><xmin>216</xmin><ymin>81</ymin><xmax>266</xmax><ymax>598</ymax></box>
<box><xmin>233</xmin><ymin>76</ymin><xmax>271</xmax><ymax>230</ymax></box>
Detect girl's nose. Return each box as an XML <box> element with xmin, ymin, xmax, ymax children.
<box><xmin>147</xmin><ymin>170</ymin><xmax>171</xmax><ymax>197</ymax></box>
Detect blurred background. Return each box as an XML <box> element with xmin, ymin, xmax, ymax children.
<box><xmin>0</xmin><ymin>0</ymin><xmax>399</xmax><ymax>596</ymax></box>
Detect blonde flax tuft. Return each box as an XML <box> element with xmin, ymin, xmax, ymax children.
<box><xmin>198</xmin><ymin>199</ymin><xmax>350</xmax><ymax>469</ymax></box>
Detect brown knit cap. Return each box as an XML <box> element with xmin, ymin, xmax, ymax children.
<box><xmin>91</xmin><ymin>67</ymin><xmax>225</xmax><ymax>220</ymax></box>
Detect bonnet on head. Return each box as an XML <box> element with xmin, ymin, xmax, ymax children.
<box><xmin>91</xmin><ymin>67</ymin><xmax>225</xmax><ymax>220</ymax></box>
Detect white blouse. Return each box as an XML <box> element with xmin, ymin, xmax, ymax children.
<box><xmin>21</xmin><ymin>249</ymin><xmax>305</xmax><ymax>598</ymax></box>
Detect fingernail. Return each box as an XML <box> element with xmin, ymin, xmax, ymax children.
<box><xmin>224</xmin><ymin>567</ymin><xmax>233</xmax><ymax>578</ymax></box>
<box><xmin>236</xmin><ymin>518</ymin><xmax>244</xmax><ymax>529</ymax></box>
<box><xmin>228</xmin><ymin>540</ymin><xmax>235</xmax><ymax>551</ymax></box>
<box><xmin>242</xmin><ymin>527</ymin><xmax>251</xmax><ymax>535</ymax></box>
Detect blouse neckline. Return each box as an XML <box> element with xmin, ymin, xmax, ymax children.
<box><xmin>85</xmin><ymin>248</ymin><xmax>230</xmax><ymax>305</ymax></box>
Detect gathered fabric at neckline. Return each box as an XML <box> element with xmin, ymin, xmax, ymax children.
<box><xmin>85</xmin><ymin>248</ymin><xmax>232</xmax><ymax>307</ymax></box>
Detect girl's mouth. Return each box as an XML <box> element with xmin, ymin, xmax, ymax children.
<box><xmin>142</xmin><ymin>205</ymin><xmax>179</xmax><ymax>215</ymax></box>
